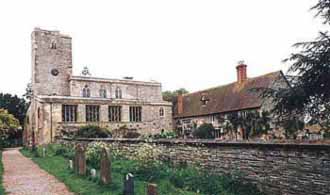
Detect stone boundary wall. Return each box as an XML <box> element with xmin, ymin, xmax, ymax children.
<box><xmin>59</xmin><ymin>138</ymin><xmax>330</xmax><ymax>195</ymax></box>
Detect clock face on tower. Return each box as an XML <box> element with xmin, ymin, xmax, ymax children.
<box><xmin>51</xmin><ymin>68</ymin><xmax>59</xmax><ymax>76</ymax></box>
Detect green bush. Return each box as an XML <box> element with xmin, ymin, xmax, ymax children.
<box><xmin>48</xmin><ymin>144</ymin><xmax>75</xmax><ymax>159</ymax></box>
<box><xmin>122</xmin><ymin>131</ymin><xmax>141</xmax><ymax>138</ymax></box>
<box><xmin>85</xmin><ymin>142</ymin><xmax>109</xmax><ymax>169</ymax></box>
<box><xmin>76</xmin><ymin>125</ymin><xmax>111</xmax><ymax>138</ymax></box>
<box><xmin>152</xmin><ymin>130</ymin><xmax>178</xmax><ymax>139</ymax></box>
<box><xmin>193</xmin><ymin>123</ymin><xmax>215</xmax><ymax>139</ymax></box>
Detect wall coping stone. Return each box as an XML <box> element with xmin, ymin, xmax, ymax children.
<box><xmin>61</xmin><ymin>137</ymin><xmax>330</xmax><ymax>150</ymax></box>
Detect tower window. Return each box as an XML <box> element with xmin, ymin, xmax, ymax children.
<box><xmin>86</xmin><ymin>105</ymin><xmax>100</xmax><ymax>122</ymax></box>
<box><xmin>129</xmin><ymin>106</ymin><xmax>142</xmax><ymax>122</ymax></box>
<box><xmin>51</xmin><ymin>41</ymin><xmax>57</xmax><ymax>49</ymax></box>
<box><xmin>108</xmin><ymin>106</ymin><xmax>121</xmax><ymax>122</ymax></box>
<box><xmin>159</xmin><ymin>107</ymin><xmax>164</xmax><ymax>117</ymax></box>
<box><xmin>82</xmin><ymin>85</ymin><xmax>91</xmax><ymax>97</ymax></box>
<box><xmin>62</xmin><ymin>105</ymin><xmax>77</xmax><ymax>123</ymax></box>
<box><xmin>115</xmin><ymin>87</ymin><xmax>122</xmax><ymax>99</ymax></box>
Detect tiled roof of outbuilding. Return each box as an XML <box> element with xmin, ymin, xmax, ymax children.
<box><xmin>173</xmin><ymin>71</ymin><xmax>284</xmax><ymax>118</ymax></box>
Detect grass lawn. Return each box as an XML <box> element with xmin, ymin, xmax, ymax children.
<box><xmin>20</xmin><ymin>148</ymin><xmax>197</xmax><ymax>195</ymax></box>
<box><xmin>0</xmin><ymin>151</ymin><xmax>5</xmax><ymax>194</ymax></box>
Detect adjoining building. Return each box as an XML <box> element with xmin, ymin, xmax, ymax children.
<box><xmin>173</xmin><ymin>62</ymin><xmax>290</xmax><ymax>140</ymax></box>
<box><xmin>24</xmin><ymin>28</ymin><xmax>172</xmax><ymax>145</ymax></box>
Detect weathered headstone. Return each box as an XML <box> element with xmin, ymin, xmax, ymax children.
<box><xmin>123</xmin><ymin>173</ymin><xmax>134</xmax><ymax>195</ymax></box>
<box><xmin>42</xmin><ymin>147</ymin><xmax>46</xmax><ymax>157</ymax></box>
<box><xmin>147</xmin><ymin>183</ymin><xmax>158</xmax><ymax>195</ymax></box>
<box><xmin>90</xmin><ymin>168</ymin><xmax>97</xmax><ymax>178</ymax></box>
<box><xmin>74</xmin><ymin>144</ymin><xmax>86</xmax><ymax>175</ymax></box>
<box><xmin>69</xmin><ymin>160</ymin><xmax>73</xmax><ymax>170</ymax></box>
<box><xmin>100</xmin><ymin>148</ymin><xmax>111</xmax><ymax>185</ymax></box>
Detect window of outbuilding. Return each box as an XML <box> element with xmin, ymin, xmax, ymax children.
<box><xmin>200</xmin><ymin>94</ymin><xmax>209</xmax><ymax>105</ymax></box>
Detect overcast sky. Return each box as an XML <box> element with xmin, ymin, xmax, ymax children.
<box><xmin>0</xmin><ymin>0</ymin><xmax>325</xmax><ymax>96</ymax></box>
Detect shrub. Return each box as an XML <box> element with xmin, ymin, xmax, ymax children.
<box><xmin>112</xmin><ymin>125</ymin><xmax>141</xmax><ymax>138</ymax></box>
<box><xmin>85</xmin><ymin>142</ymin><xmax>109</xmax><ymax>169</ymax></box>
<box><xmin>123</xmin><ymin>131</ymin><xmax>141</xmax><ymax>138</ymax></box>
<box><xmin>153</xmin><ymin>130</ymin><xmax>177</xmax><ymax>139</ymax></box>
<box><xmin>193</xmin><ymin>123</ymin><xmax>215</xmax><ymax>139</ymax></box>
<box><xmin>48</xmin><ymin>144</ymin><xmax>75</xmax><ymax>159</ymax></box>
<box><xmin>76</xmin><ymin>125</ymin><xmax>111</xmax><ymax>138</ymax></box>
<box><xmin>132</xmin><ymin>143</ymin><xmax>163</xmax><ymax>181</ymax></box>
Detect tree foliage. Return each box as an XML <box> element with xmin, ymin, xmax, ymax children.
<box><xmin>0</xmin><ymin>109</ymin><xmax>20</xmax><ymax>144</ymax></box>
<box><xmin>0</xmin><ymin>93</ymin><xmax>27</xmax><ymax>126</ymax></box>
<box><xmin>162</xmin><ymin>88</ymin><xmax>189</xmax><ymax>102</ymax></box>
<box><xmin>220</xmin><ymin>111</ymin><xmax>271</xmax><ymax>139</ymax></box>
<box><xmin>193</xmin><ymin>123</ymin><xmax>215</xmax><ymax>139</ymax></box>
<box><xmin>259</xmin><ymin>1</ymin><xmax>330</xmax><ymax>133</ymax></box>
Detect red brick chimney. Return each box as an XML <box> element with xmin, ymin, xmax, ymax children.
<box><xmin>177</xmin><ymin>94</ymin><xmax>183</xmax><ymax>115</ymax></box>
<box><xmin>236</xmin><ymin>61</ymin><xmax>247</xmax><ymax>84</ymax></box>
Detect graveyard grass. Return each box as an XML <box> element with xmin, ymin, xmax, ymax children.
<box><xmin>0</xmin><ymin>151</ymin><xmax>4</xmax><ymax>194</ymax></box>
<box><xmin>20</xmin><ymin>148</ymin><xmax>197</xmax><ymax>195</ymax></box>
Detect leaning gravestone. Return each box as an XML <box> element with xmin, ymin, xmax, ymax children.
<box><xmin>69</xmin><ymin>160</ymin><xmax>73</xmax><ymax>170</ymax></box>
<box><xmin>42</xmin><ymin>147</ymin><xmax>46</xmax><ymax>157</ymax></box>
<box><xmin>123</xmin><ymin>173</ymin><xmax>134</xmax><ymax>195</ymax></box>
<box><xmin>74</xmin><ymin>144</ymin><xmax>86</xmax><ymax>176</ymax></box>
<box><xmin>100</xmin><ymin>148</ymin><xmax>111</xmax><ymax>185</ymax></box>
<box><xmin>147</xmin><ymin>183</ymin><xmax>158</xmax><ymax>195</ymax></box>
<box><xmin>90</xmin><ymin>168</ymin><xmax>97</xmax><ymax>179</ymax></box>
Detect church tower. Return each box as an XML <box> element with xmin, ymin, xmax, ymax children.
<box><xmin>31</xmin><ymin>28</ymin><xmax>72</xmax><ymax>96</ymax></box>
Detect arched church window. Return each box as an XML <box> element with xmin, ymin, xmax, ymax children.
<box><xmin>82</xmin><ymin>85</ymin><xmax>91</xmax><ymax>97</ymax></box>
<box><xmin>115</xmin><ymin>87</ymin><xmax>122</xmax><ymax>99</ymax></box>
<box><xmin>51</xmin><ymin>40</ymin><xmax>57</xmax><ymax>49</ymax></box>
<box><xmin>159</xmin><ymin>107</ymin><xmax>164</xmax><ymax>117</ymax></box>
<box><xmin>99</xmin><ymin>87</ymin><xmax>107</xmax><ymax>98</ymax></box>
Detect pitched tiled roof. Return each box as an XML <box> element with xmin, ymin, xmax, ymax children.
<box><xmin>173</xmin><ymin>71</ymin><xmax>284</xmax><ymax>118</ymax></box>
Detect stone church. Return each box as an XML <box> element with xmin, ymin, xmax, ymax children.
<box><xmin>24</xmin><ymin>28</ymin><xmax>172</xmax><ymax>145</ymax></box>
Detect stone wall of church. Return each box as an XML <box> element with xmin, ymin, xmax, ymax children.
<box><xmin>70</xmin><ymin>78</ymin><xmax>163</xmax><ymax>102</ymax></box>
<box><xmin>32</xmin><ymin>100</ymin><xmax>172</xmax><ymax>144</ymax></box>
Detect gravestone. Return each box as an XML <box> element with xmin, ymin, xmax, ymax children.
<box><xmin>74</xmin><ymin>144</ymin><xmax>86</xmax><ymax>175</ymax></box>
<box><xmin>42</xmin><ymin>147</ymin><xmax>46</xmax><ymax>157</ymax></box>
<box><xmin>90</xmin><ymin>168</ymin><xmax>96</xmax><ymax>178</ymax></box>
<box><xmin>100</xmin><ymin>148</ymin><xmax>111</xmax><ymax>185</ymax></box>
<box><xmin>123</xmin><ymin>173</ymin><xmax>134</xmax><ymax>195</ymax></box>
<box><xmin>69</xmin><ymin>160</ymin><xmax>73</xmax><ymax>170</ymax></box>
<box><xmin>147</xmin><ymin>183</ymin><xmax>158</xmax><ymax>195</ymax></box>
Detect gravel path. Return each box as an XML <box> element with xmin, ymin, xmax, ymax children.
<box><xmin>2</xmin><ymin>148</ymin><xmax>74</xmax><ymax>195</ymax></box>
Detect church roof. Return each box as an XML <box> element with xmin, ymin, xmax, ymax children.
<box><xmin>173</xmin><ymin>71</ymin><xmax>285</xmax><ymax>118</ymax></box>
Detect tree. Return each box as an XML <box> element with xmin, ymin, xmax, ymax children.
<box><xmin>259</xmin><ymin>1</ymin><xmax>330</xmax><ymax>134</ymax></box>
<box><xmin>0</xmin><ymin>109</ymin><xmax>20</xmax><ymax>148</ymax></box>
<box><xmin>193</xmin><ymin>123</ymin><xmax>215</xmax><ymax>139</ymax></box>
<box><xmin>222</xmin><ymin>111</ymin><xmax>271</xmax><ymax>139</ymax></box>
<box><xmin>0</xmin><ymin>93</ymin><xmax>27</xmax><ymax>126</ymax></box>
<box><xmin>162</xmin><ymin>88</ymin><xmax>189</xmax><ymax>102</ymax></box>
